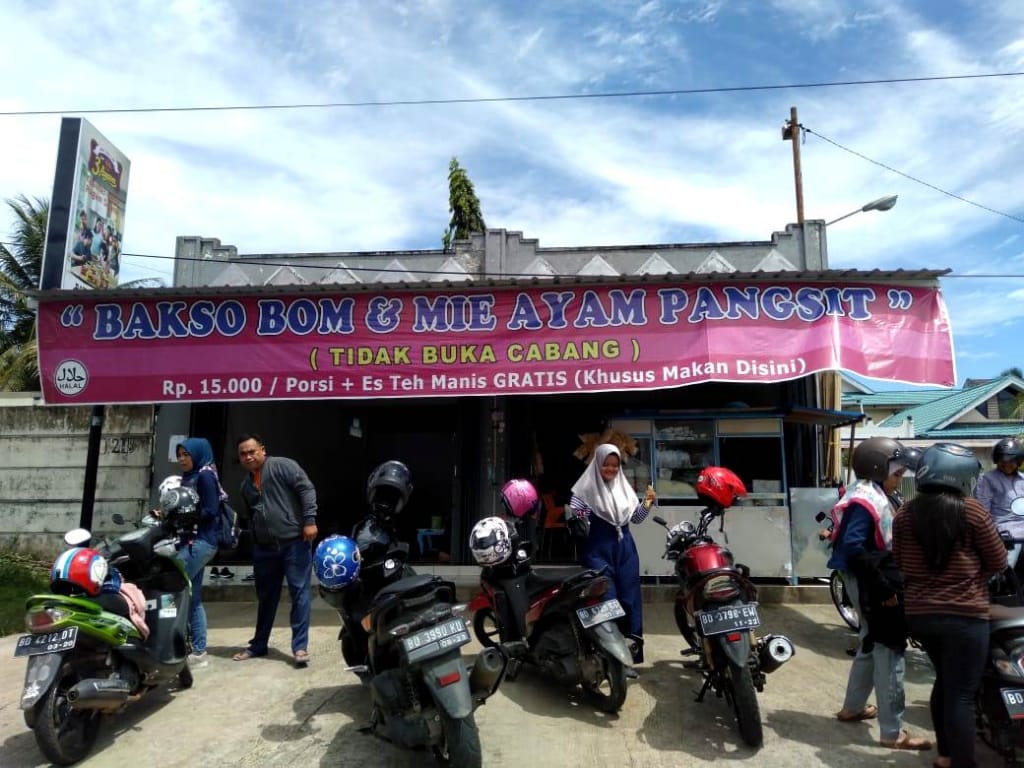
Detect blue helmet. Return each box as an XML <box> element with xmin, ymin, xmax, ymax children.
<box><xmin>314</xmin><ymin>535</ymin><xmax>361</xmax><ymax>592</ymax></box>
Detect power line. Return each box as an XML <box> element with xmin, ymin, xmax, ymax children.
<box><xmin>2</xmin><ymin>72</ymin><xmax>1023</xmax><ymax>117</ymax></box>
<box><xmin>802</xmin><ymin>126</ymin><xmax>1024</xmax><ymax>224</ymax></box>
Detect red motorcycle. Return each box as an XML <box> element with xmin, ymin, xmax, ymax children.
<box><xmin>652</xmin><ymin>466</ymin><xmax>795</xmax><ymax>748</ymax></box>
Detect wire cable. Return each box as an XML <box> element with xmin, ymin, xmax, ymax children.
<box><xmin>2</xmin><ymin>72</ymin><xmax>1023</xmax><ymax>117</ymax></box>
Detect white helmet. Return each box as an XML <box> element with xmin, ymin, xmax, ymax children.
<box><xmin>158</xmin><ymin>475</ymin><xmax>182</xmax><ymax>496</ymax></box>
<box><xmin>469</xmin><ymin>517</ymin><xmax>512</xmax><ymax>566</ymax></box>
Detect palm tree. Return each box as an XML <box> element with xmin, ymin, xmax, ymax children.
<box><xmin>0</xmin><ymin>195</ymin><xmax>163</xmax><ymax>391</ymax></box>
<box><xmin>0</xmin><ymin>195</ymin><xmax>46</xmax><ymax>390</ymax></box>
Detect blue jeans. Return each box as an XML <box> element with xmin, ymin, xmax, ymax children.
<box><xmin>908</xmin><ymin>613</ymin><xmax>988</xmax><ymax>766</ymax></box>
<box><xmin>249</xmin><ymin>539</ymin><xmax>313</xmax><ymax>656</ymax></box>
<box><xmin>579</xmin><ymin>516</ymin><xmax>643</xmax><ymax>639</ymax></box>
<box><xmin>176</xmin><ymin>538</ymin><xmax>217</xmax><ymax>653</ymax></box>
<box><xmin>840</xmin><ymin>573</ymin><xmax>906</xmax><ymax>741</ymax></box>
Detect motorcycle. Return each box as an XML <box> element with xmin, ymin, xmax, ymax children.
<box><xmin>975</xmin><ymin>526</ymin><xmax>1024</xmax><ymax>766</ymax></box>
<box><xmin>814</xmin><ymin>509</ymin><xmax>860</xmax><ymax>631</ymax></box>
<box><xmin>467</xmin><ymin>533</ymin><xmax>634</xmax><ymax>713</ymax></box>
<box><xmin>321</xmin><ymin>521</ymin><xmax>509</xmax><ymax>768</ymax></box>
<box><xmin>16</xmin><ymin>511</ymin><xmax>193</xmax><ymax>766</ymax></box>
<box><xmin>652</xmin><ymin>509</ymin><xmax>794</xmax><ymax>748</ymax></box>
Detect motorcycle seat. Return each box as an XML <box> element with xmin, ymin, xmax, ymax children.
<box><xmin>527</xmin><ymin>567</ymin><xmax>595</xmax><ymax>595</ymax></box>
<box><xmin>990</xmin><ymin>603</ymin><xmax>1024</xmax><ymax>630</ymax></box>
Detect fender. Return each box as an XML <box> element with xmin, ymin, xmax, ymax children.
<box><xmin>713</xmin><ymin>629</ymin><xmax>752</xmax><ymax>668</ymax></box>
<box><xmin>583</xmin><ymin>620</ymin><xmax>633</xmax><ymax>667</ymax></box>
<box><xmin>21</xmin><ymin>651</ymin><xmax>67</xmax><ymax>710</ymax></box>
<box><xmin>420</xmin><ymin>654</ymin><xmax>474</xmax><ymax>719</ymax></box>
<box><xmin>467</xmin><ymin>590</ymin><xmax>491</xmax><ymax>613</ymax></box>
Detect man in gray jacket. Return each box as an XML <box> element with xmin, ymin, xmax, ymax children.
<box><xmin>232</xmin><ymin>433</ymin><xmax>318</xmax><ymax>667</ymax></box>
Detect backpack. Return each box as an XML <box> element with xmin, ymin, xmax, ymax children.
<box><xmin>216</xmin><ymin>500</ymin><xmax>241</xmax><ymax>554</ymax></box>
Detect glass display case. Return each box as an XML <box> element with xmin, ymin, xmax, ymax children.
<box><xmin>653</xmin><ymin>420</ymin><xmax>715</xmax><ymax>499</ymax></box>
<box><xmin>621</xmin><ymin>435</ymin><xmax>652</xmax><ymax>497</ymax></box>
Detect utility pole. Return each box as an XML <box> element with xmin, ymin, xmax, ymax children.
<box><xmin>782</xmin><ymin>106</ymin><xmax>804</xmax><ymax>224</ymax></box>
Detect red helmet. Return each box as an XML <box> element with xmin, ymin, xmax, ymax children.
<box><xmin>695</xmin><ymin>467</ymin><xmax>747</xmax><ymax>509</ymax></box>
<box><xmin>500</xmin><ymin>478</ymin><xmax>540</xmax><ymax>519</ymax></box>
<box><xmin>50</xmin><ymin>547</ymin><xmax>108</xmax><ymax>596</ymax></box>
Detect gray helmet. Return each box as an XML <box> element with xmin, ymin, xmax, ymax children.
<box><xmin>852</xmin><ymin>437</ymin><xmax>905</xmax><ymax>484</ymax></box>
<box><xmin>993</xmin><ymin>438</ymin><xmax>1022</xmax><ymax>464</ymax></box>
<box><xmin>915</xmin><ymin>442</ymin><xmax>981</xmax><ymax>496</ymax></box>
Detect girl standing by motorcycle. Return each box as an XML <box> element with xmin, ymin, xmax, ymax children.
<box><xmin>830</xmin><ymin>437</ymin><xmax>931</xmax><ymax>751</ymax></box>
<box><xmin>569</xmin><ymin>443</ymin><xmax>656</xmax><ymax>671</ymax></box>
<box><xmin>893</xmin><ymin>443</ymin><xmax>1007</xmax><ymax>768</ymax></box>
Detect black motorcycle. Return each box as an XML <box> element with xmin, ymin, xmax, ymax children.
<box><xmin>321</xmin><ymin>518</ymin><xmax>508</xmax><ymax>768</ymax></box>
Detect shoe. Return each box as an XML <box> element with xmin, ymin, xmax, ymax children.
<box><xmin>294</xmin><ymin>649</ymin><xmax>311</xmax><ymax>668</ymax></box>
<box><xmin>219</xmin><ymin>568</ymin><xmax>235</xmax><ymax>580</ymax></box>
<box><xmin>209</xmin><ymin>567</ymin><xmax>222</xmax><ymax>579</ymax></box>
<box><xmin>232</xmin><ymin>648</ymin><xmax>265</xmax><ymax>661</ymax></box>
<box><xmin>836</xmin><ymin>704</ymin><xmax>877</xmax><ymax>722</ymax></box>
<box><xmin>879</xmin><ymin>729</ymin><xmax>932</xmax><ymax>750</ymax></box>
<box><xmin>242</xmin><ymin>572</ymin><xmax>255</xmax><ymax>582</ymax></box>
<box><xmin>188</xmin><ymin>652</ymin><xmax>209</xmax><ymax>668</ymax></box>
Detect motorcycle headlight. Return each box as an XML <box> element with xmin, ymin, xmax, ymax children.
<box><xmin>702</xmin><ymin>574</ymin><xmax>741</xmax><ymax>601</ymax></box>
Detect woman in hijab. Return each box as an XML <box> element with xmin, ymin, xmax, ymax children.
<box><xmin>175</xmin><ymin>437</ymin><xmax>227</xmax><ymax>667</ymax></box>
<box><xmin>569</xmin><ymin>443</ymin><xmax>656</xmax><ymax>672</ymax></box>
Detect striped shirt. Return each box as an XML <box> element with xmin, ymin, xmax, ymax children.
<box><xmin>892</xmin><ymin>497</ymin><xmax>1007</xmax><ymax>618</ymax></box>
<box><xmin>569</xmin><ymin>495</ymin><xmax>651</xmax><ymax>525</ymax></box>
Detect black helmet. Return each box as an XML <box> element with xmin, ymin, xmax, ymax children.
<box><xmin>852</xmin><ymin>437</ymin><xmax>905</xmax><ymax>484</ymax></box>
<box><xmin>366</xmin><ymin>460</ymin><xmax>413</xmax><ymax>518</ymax></box>
<box><xmin>159</xmin><ymin>486</ymin><xmax>200</xmax><ymax>529</ymax></box>
<box><xmin>993</xmin><ymin>438</ymin><xmax>1022</xmax><ymax>464</ymax></box>
<box><xmin>899</xmin><ymin>446</ymin><xmax>924</xmax><ymax>473</ymax></box>
<box><xmin>352</xmin><ymin>516</ymin><xmax>393</xmax><ymax>561</ymax></box>
<box><xmin>915</xmin><ymin>442</ymin><xmax>982</xmax><ymax>496</ymax></box>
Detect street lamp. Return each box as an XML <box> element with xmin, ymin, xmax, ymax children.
<box><xmin>825</xmin><ymin>195</ymin><xmax>898</xmax><ymax>226</ymax></box>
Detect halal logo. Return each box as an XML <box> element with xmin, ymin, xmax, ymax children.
<box><xmin>54</xmin><ymin>360</ymin><xmax>88</xmax><ymax>396</ymax></box>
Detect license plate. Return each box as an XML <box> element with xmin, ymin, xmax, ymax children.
<box><xmin>576</xmin><ymin>598</ymin><xmax>626</xmax><ymax>629</ymax></box>
<box><xmin>696</xmin><ymin>604</ymin><xmax>760</xmax><ymax>636</ymax></box>
<box><xmin>401</xmin><ymin>618</ymin><xmax>470</xmax><ymax>663</ymax></box>
<box><xmin>14</xmin><ymin>627</ymin><xmax>78</xmax><ymax>657</ymax></box>
<box><xmin>1001</xmin><ymin>688</ymin><xmax>1024</xmax><ymax>719</ymax></box>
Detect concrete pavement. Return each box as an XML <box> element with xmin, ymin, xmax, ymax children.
<box><xmin>0</xmin><ymin>598</ymin><xmax>1006</xmax><ymax>767</ymax></box>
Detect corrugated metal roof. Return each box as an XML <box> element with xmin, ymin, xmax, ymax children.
<box><xmin>31</xmin><ymin>267</ymin><xmax>950</xmax><ymax>301</ymax></box>
<box><xmin>921</xmin><ymin>423</ymin><xmax>1024</xmax><ymax>439</ymax></box>
<box><xmin>843</xmin><ymin>390</ymin><xmax>950</xmax><ymax>407</ymax></box>
<box><xmin>877</xmin><ymin>375</ymin><xmax>1024</xmax><ymax>432</ymax></box>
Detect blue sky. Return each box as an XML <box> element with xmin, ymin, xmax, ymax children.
<box><xmin>2</xmin><ymin>0</ymin><xmax>1022</xmax><ymax>388</ymax></box>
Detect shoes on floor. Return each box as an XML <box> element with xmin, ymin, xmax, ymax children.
<box><xmin>242</xmin><ymin>572</ymin><xmax>256</xmax><ymax>582</ymax></box>
<box><xmin>219</xmin><ymin>567</ymin><xmax>235</xmax><ymax>580</ymax></box>
<box><xmin>209</xmin><ymin>567</ymin><xmax>221</xmax><ymax>579</ymax></box>
<box><xmin>188</xmin><ymin>652</ymin><xmax>209</xmax><ymax>668</ymax></box>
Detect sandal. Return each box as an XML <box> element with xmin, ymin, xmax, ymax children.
<box><xmin>232</xmin><ymin>649</ymin><xmax>263</xmax><ymax>662</ymax></box>
<box><xmin>293</xmin><ymin>649</ymin><xmax>311</xmax><ymax>667</ymax></box>
<box><xmin>836</xmin><ymin>704</ymin><xmax>878</xmax><ymax>722</ymax></box>
<box><xmin>879</xmin><ymin>730</ymin><xmax>932</xmax><ymax>751</ymax></box>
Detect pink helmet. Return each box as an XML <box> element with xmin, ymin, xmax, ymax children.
<box><xmin>500</xmin><ymin>478</ymin><xmax>540</xmax><ymax>519</ymax></box>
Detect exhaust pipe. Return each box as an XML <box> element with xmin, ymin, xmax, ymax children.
<box><xmin>757</xmin><ymin>634</ymin><xmax>795</xmax><ymax>673</ymax></box>
<box><xmin>468</xmin><ymin>647</ymin><xmax>507</xmax><ymax>700</ymax></box>
<box><xmin>67</xmin><ymin>679</ymin><xmax>131</xmax><ymax>711</ymax></box>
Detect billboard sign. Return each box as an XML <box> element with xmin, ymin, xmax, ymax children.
<box><xmin>40</xmin><ymin>118</ymin><xmax>130</xmax><ymax>291</ymax></box>
<box><xmin>36</xmin><ymin>281</ymin><xmax>956</xmax><ymax>405</ymax></box>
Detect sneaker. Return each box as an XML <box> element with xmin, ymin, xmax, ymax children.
<box><xmin>242</xmin><ymin>572</ymin><xmax>256</xmax><ymax>582</ymax></box>
<box><xmin>189</xmin><ymin>652</ymin><xmax>209</xmax><ymax>668</ymax></box>
<box><xmin>209</xmin><ymin>567</ymin><xmax>223</xmax><ymax>579</ymax></box>
<box><xmin>219</xmin><ymin>568</ymin><xmax>235</xmax><ymax>580</ymax></box>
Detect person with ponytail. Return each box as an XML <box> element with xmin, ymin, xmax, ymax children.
<box><xmin>893</xmin><ymin>442</ymin><xmax>1007</xmax><ymax>768</ymax></box>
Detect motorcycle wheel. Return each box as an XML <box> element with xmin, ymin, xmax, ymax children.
<box><xmin>33</xmin><ymin>662</ymin><xmax>102</xmax><ymax>766</ymax></box>
<box><xmin>673</xmin><ymin>600</ymin><xmax>700</xmax><ymax>651</ymax></box>
<box><xmin>829</xmin><ymin>570</ymin><xmax>860</xmax><ymax>632</ymax></box>
<box><xmin>471</xmin><ymin>608</ymin><xmax>502</xmax><ymax>648</ymax></box>
<box><xmin>434</xmin><ymin>711</ymin><xmax>482</xmax><ymax>768</ymax></box>
<box><xmin>581</xmin><ymin>653</ymin><xmax>628</xmax><ymax>713</ymax></box>
<box><xmin>725</xmin><ymin>660</ymin><xmax>763</xmax><ymax>748</ymax></box>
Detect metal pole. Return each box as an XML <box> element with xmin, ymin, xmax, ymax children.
<box><xmin>79</xmin><ymin>405</ymin><xmax>104</xmax><ymax>530</ymax></box>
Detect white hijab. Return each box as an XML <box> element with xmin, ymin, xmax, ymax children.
<box><xmin>571</xmin><ymin>443</ymin><xmax>637</xmax><ymax>528</ymax></box>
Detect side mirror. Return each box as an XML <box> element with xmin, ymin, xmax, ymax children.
<box><xmin>64</xmin><ymin>528</ymin><xmax>92</xmax><ymax>547</ymax></box>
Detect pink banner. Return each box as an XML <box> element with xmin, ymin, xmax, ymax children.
<box><xmin>36</xmin><ymin>282</ymin><xmax>955</xmax><ymax>404</ymax></box>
